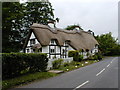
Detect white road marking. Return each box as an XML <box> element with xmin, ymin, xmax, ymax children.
<box><xmin>73</xmin><ymin>80</ymin><xmax>89</xmax><ymax>90</ymax></box>
<box><xmin>107</xmin><ymin>64</ymin><xmax>110</xmax><ymax>67</ymax></box>
<box><xmin>111</xmin><ymin>61</ymin><xmax>113</xmax><ymax>63</ymax></box>
<box><xmin>96</xmin><ymin>68</ymin><xmax>105</xmax><ymax>76</ymax></box>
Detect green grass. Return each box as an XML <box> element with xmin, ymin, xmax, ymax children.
<box><xmin>2</xmin><ymin>72</ymin><xmax>57</xmax><ymax>90</ymax></box>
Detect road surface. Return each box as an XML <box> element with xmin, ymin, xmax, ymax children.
<box><xmin>17</xmin><ymin>57</ymin><xmax>118</xmax><ymax>89</ymax></box>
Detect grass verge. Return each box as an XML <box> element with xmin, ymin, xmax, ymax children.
<box><xmin>54</xmin><ymin>60</ymin><xmax>101</xmax><ymax>72</ymax></box>
<box><xmin>2</xmin><ymin>72</ymin><xmax>57</xmax><ymax>90</ymax></box>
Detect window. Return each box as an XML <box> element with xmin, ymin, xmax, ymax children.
<box><xmin>50</xmin><ymin>49</ymin><xmax>55</xmax><ymax>54</ymax></box>
<box><xmin>62</xmin><ymin>49</ymin><xmax>67</xmax><ymax>54</ymax></box>
<box><xmin>95</xmin><ymin>50</ymin><xmax>97</xmax><ymax>53</ymax></box>
<box><xmin>91</xmin><ymin>50</ymin><xmax>92</xmax><ymax>53</ymax></box>
<box><xmin>30</xmin><ymin>39</ymin><xmax>35</xmax><ymax>45</ymax></box>
<box><xmin>65</xmin><ymin>42</ymin><xmax>68</xmax><ymax>46</ymax></box>
<box><xmin>95</xmin><ymin>44</ymin><xmax>98</xmax><ymax>48</ymax></box>
<box><xmin>51</xmin><ymin>40</ymin><xmax>54</xmax><ymax>45</ymax></box>
<box><xmin>27</xmin><ymin>49</ymin><xmax>29</xmax><ymax>53</ymax></box>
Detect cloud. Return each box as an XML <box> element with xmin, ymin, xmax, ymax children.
<box><xmin>49</xmin><ymin>0</ymin><xmax>119</xmax><ymax>38</ymax></box>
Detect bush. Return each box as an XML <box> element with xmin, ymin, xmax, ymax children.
<box><xmin>88</xmin><ymin>53</ymin><xmax>102</xmax><ymax>60</ymax></box>
<box><xmin>52</xmin><ymin>59</ymin><xmax>63</xmax><ymax>69</ymax></box>
<box><xmin>96</xmin><ymin>53</ymin><xmax>102</xmax><ymax>60</ymax></box>
<box><xmin>73</xmin><ymin>55</ymin><xmax>83</xmax><ymax>62</ymax></box>
<box><xmin>63</xmin><ymin>62</ymin><xmax>70</xmax><ymax>67</ymax></box>
<box><xmin>68</xmin><ymin>50</ymin><xmax>83</xmax><ymax>62</ymax></box>
<box><xmin>2</xmin><ymin>53</ymin><xmax>48</xmax><ymax>80</ymax></box>
<box><xmin>68</xmin><ymin>50</ymin><xmax>79</xmax><ymax>57</ymax></box>
<box><xmin>79</xmin><ymin>55</ymin><xmax>84</xmax><ymax>61</ymax></box>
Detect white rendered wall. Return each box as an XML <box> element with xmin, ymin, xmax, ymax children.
<box><xmin>42</xmin><ymin>46</ymin><xmax>49</xmax><ymax>53</ymax></box>
<box><xmin>68</xmin><ymin>45</ymin><xmax>75</xmax><ymax>51</ymax></box>
<box><xmin>56</xmin><ymin>46</ymin><xmax>60</xmax><ymax>53</ymax></box>
<box><xmin>26</xmin><ymin>32</ymin><xmax>39</xmax><ymax>53</ymax></box>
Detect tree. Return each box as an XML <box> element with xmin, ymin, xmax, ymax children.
<box><xmin>2</xmin><ymin>1</ymin><xmax>55</xmax><ymax>53</ymax></box>
<box><xmin>95</xmin><ymin>32</ymin><xmax>120</xmax><ymax>56</ymax></box>
<box><xmin>65</xmin><ymin>24</ymin><xmax>83</xmax><ymax>30</ymax></box>
<box><xmin>25</xmin><ymin>2</ymin><xmax>54</xmax><ymax>25</ymax></box>
<box><xmin>2</xmin><ymin>2</ymin><xmax>25</xmax><ymax>52</ymax></box>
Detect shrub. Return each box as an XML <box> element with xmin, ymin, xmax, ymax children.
<box><xmin>52</xmin><ymin>59</ymin><xmax>63</xmax><ymax>69</ymax></box>
<box><xmin>96</xmin><ymin>53</ymin><xmax>102</xmax><ymax>60</ymax></box>
<box><xmin>63</xmin><ymin>62</ymin><xmax>70</xmax><ymax>67</ymax></box>
<box><xmin>2</xmin><ymin>53</ymin><xmax>48</xmax><ymax>80</ymax></box>
<box><xmin>88</xmin><ymin>52</ymin><xmax>102</xmax><ymax>60</ymax></box>
<box><xmin>68</xmin><ymin>50</ymin><xmax>83</xmax><ymax>62</ymax></box>
<box><xmin>79</xmin><ymin>55</ymin><xmax>84</xmax><ymax>61</ymax></box>
<box><xmin>73</xmin><ymin>55</ymin><xmax>84</xmax><ymax>62</ymax></box>
<box><xmin>68</xmin><ymin>50</ymin><xmax>79</xmax><ymax>57</ymax></box>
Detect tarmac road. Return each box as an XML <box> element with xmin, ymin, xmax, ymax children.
<box><xmin>17</xmin><ymin>57</ymin><xmax>118</xmax><ymax>89</ymax></box>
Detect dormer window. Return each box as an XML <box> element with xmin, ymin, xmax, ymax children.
<box><xmin>95</xmin><ymin>44</ymin><xmax>98</xmax><ymax>48</ymax></box>
<box><xmin>50</xmin><ymin>39</ymin><xmax>56</xmax><ymax>45</ymax></box>
<box><xmin>51</xmin><ymin>40</ymin><xmax>54</xmax><ymax>44</ymax></box>
<box><xmin>30</xmin><ymin>39</ymin><xmax>35</xmax><ymax>46</ymax></box>
<box><xmin>65</xmin><ymin>41</ymin><xmax>68</xmax><ymax>46</ymax></box>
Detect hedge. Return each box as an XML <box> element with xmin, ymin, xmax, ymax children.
<box><xmin>2</xmin><ymin>53</ymin><xmax>48</xmax><ymax>80</ymax></box>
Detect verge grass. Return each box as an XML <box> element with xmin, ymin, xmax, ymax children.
<box><xmin>2</xmin><ymin>72</ymin><xmax>57</xmax><ymax>90</ymax></box>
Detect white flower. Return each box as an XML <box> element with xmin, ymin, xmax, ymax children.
<box><xmin>82</xmin><ymin>64</ymin><xmax>84</xmax><ymax>66</ymax></box>
<box><xmin>75</xmin><ymin>66</ymin><xmax>77</xmax><ymax>67</ymax></box>
<box><xmin>66</xmin><ymin>69</ymin><xmax>69</xmax><ymax>71</ymax></box>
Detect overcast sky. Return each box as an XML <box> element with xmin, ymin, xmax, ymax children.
<box><xmin>49</xmin><ymin>0</ymin><xmax>119</xmax><ymax>38</ymax></box>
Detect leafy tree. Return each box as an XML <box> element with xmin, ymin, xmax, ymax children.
<box><xmin>65</xmin><ymin>24</ymin><xmax>83</xmax><ymax>30</ymax></box>
<box><xmin>25</xmin><ymin>2</ymin><xmax>54</xmax><ymax>25</ymax></box>
<box><xmin>95</xmin><ymin>32</ymin><xmax>120</xmax><ymax>56</ymax></box>
<box><xmin>2</xmin><ymin>1</ymin><xmax>55</xmax><ymax>53</ymax></box>
<box><xmin>2</xmin><ymin>2</ymin><xmax>25</xmax><ymax>52</ymax></box>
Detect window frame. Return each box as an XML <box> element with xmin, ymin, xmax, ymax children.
<box><xmin>30</xmin><ymin>39</ymin><xmax>35</xmax><ymax>45</ymax></box>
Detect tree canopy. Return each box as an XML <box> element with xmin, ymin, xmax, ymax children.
<box><xmin>2</xmin><ymin>1</ymin><xmax>55</xmax><ymax>53</ymax></box>
<box><xmin>95</xmin><ymin>32</ymin><xmax>120</xmax><ymax>56</ymax></box>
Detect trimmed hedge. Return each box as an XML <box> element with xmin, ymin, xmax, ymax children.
<box><xmin>2</xmin><ymin>53</ymin><xmax>48</xmax><ymax>80</ymax></box>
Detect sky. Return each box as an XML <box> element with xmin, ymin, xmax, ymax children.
<box><xmin>49</xmin><ymin>0</ymin><xmax>119</xmax><ymax>38</ymax></box>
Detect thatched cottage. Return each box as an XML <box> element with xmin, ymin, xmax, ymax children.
<box><xmin>23</xmin><ymin>23</ymin><xmax>99</xmax><ymax>59</ymax></box>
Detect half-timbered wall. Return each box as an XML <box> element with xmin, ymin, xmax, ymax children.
<box><xmin>25</xmin><ymin>32</ymin><xmax>98</xmax><ymax>59</ymax></box>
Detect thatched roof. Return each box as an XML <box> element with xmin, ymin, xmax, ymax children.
<box><xmin>24</xmin><ymin>23</ymin><xmax>99</xmax><ymax>51</ymax></box>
